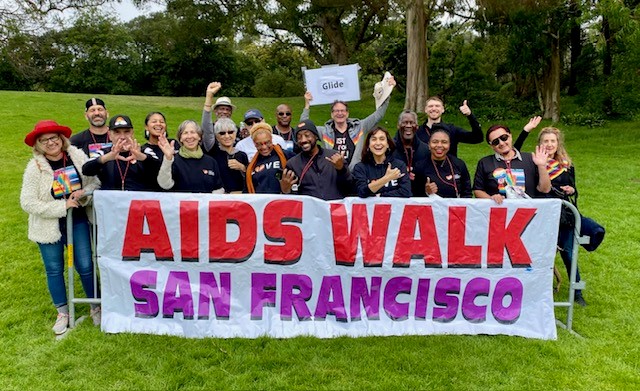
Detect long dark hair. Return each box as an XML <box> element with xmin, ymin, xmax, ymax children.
<box><xmin>144</xmin><ymin>111</ymin><xmax>166</xmax><ymax>140</ymax></box>
<box><xmin>361</xmin><ymin>126</ymin><xmax>395</xmax><ymax>164</ymax></box>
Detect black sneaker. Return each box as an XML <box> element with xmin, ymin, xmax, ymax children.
<box><xmin>574</xmin><ymin>294</ymin><xmax>587</xmax><ymax>307</ymax></box>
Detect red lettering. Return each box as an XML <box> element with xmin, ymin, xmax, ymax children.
<box><xmin>447</xmin><ymin>206</ymin><xmax>482</xmax><ymax>268</ymax></box>
<box><xmin>393</xmin><ymin>205</ymin><xmax>441</xmax><ymax>267</ymax></box>
<box><xmin>263</xmin><ymin>200</ymin><xmax>303</xmax><ymax>265</ymax></box>
<box><xmin>122</xmin><ymin>200</ymin><xmax>173</xmax><ymax>261</ymax></box>
<box><xmin>180</xmin><ymin>201</ymin><xmax>199</xmax><ymax>261</ymax></box>
<box><xmin>209</xmin><ymin>201</ymin><xmax>256</xmax><ymax>262</ymax></box>
<box><xmin>487</xmin><ymin>208</ymin><xmax>536</xmax><ymax>267</ymax></box>
<box><xmin>330</xmin><ymin>203</ymin><xmax>391</xmax><ymax>266</ymax></box>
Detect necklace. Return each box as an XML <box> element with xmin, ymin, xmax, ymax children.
<box><xmin>431</xmin><ymin>156</ymin><xmax>459</xmax><ymax>197</ymax></box>
<box><xmin>116</xmin><ymin>155</ymin><xmax>131</xmax><ymax>191</ymax></box>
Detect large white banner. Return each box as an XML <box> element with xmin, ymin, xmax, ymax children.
<box><xmin>304</xmin><ymin>64</ymin><xmax>361</xmax><ymax>105</ymax></box>
<box><xmin>94</xmin><ymin>191</ymin><xmax>560</xmax><ymax>340</ymax></box>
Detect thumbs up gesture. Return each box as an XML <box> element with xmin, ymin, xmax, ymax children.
<box><xmin>459</xmin><ymin>100</ymin><xmax>471</xmax><ymax>116</ymax></box>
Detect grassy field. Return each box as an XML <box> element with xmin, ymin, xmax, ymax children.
<box><xmin>1</xmin><ymin>90</ymin><xmax>639</xmax><ymax>390</ymax></box>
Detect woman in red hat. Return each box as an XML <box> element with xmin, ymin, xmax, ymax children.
<box><xmin>20</xmin><ymin>120</ymin><xmax>101</xmax><ymax>335</ymax></box>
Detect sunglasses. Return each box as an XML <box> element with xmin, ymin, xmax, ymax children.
<box><xmin>489</xmin><ymin>133</ymin><xmax>510</xmax><ymax>146</ymax></box>
<box><xmin>217</xmin><ymin>130</ymin><xmax>235</xmax><ymax>136</ymax></box>
<box><xmin>277</xmin><ymin>112</ymin><xmax>291</xmax><ymax>117</ymax></box>
<box><xmin>245</xmin><ymin>119</ymin><xmax>260</xmax><ymax>126</ymax></box>
<box><xmin>254</xmin><ymin>141</ymin><xmax>272</xmax><ymax>147</ymax></box>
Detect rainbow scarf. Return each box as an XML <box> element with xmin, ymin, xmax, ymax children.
<box><xmin>546</xmin><ymin>158</ymin><xmax>568</xmax><ymax>180</ymax></box>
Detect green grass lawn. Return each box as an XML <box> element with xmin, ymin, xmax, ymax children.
<box><xmin>1</xmin><ymin>90</ymin><xmax>639</xmax><ymax>390</ymax></box>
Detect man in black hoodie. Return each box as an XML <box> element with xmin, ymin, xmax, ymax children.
<box><xmin>280</xmin><ymin>119</ymin><xmax>352</xmax><ymax>200</ymax></box>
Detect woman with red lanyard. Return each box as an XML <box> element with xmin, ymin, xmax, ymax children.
<box><xmin>473</xmin><ymin>124</ymin><xmax>551</xmax><ymax>204</ymax></box>
<box><xmin>20</xmin><ymin>120</ymin><xmax>101</xmax><ymax>335</ymax></box>
<box><xmin>413</xmin><ymin>129</ymin><xmax>472</xmax><ymax>198</ymax></box>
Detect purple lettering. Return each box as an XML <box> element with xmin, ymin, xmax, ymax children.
<box><xmin>461</xmin><ymin>277</ymin><xmax>490</xmax><ymax>323</ymax></box>
<box><xmin>491</xmin><ymin>277</ymin><xmax>523</xmax><ymax>324</ymax></box>
<box><xmin>131</xmin><ymin>270</ymin><xmax>159</xmax><ymax>318</ymax></box>
<box><xmin>280</xmin><ymin>274</ymin><xmax>313</xmax><ymax>321</ymax></box>
<box><xmin>383</xmin><ymin>277</ymin><xmax>412</xmax><ymax>321</ymax></box>
<box><xmin>197</xmin><ymin>272</ymin><xmax>231</xmax><ymax>320</ymax></box>
<box><xmin>350</xmin><ymin>277</ymin><xmax>382</xmax><ymax>321</ymax></box>
<box><xmin>432</xmin><ymin>277</ymin><xmax>460</xmax><ymax>323</ymax></box>
<box><xmin>314</xmin><ymin>276</ymin><xmax>348</xmax><ymax>322</ymax></box>
<box><xmin>250</xmin><ymin>273</ymin><xmax>277</xmax><ymax>320</ymax></box>
<box><xmin>162</xmin><ymin>271</ymin><xmax>194</xmax><ymax>319</ymax></box>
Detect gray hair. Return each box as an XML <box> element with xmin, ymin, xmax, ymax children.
<box><xmin>176</xmin><ymin>120</ymin><xmax>202</xmax><ymax>140</ymax></box>
<box><xmin>214</xmin><ymin>117</ymin><xmax>237</xmax><ymax>134</ymax></box>
<box><xmin>397</xmin><ymin>110</ymin><xmax>418</xmax><ymax>127</ymax></box>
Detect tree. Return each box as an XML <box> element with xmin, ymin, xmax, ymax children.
<box><xmin>405</xmin><ymin>0</ymin><xmax>428</xmax><ymax>112</ymax></box>
<box><xmin>476</xmin><ymin>0</ymin><xmax>571</xmax><ymax>122</ymax></box>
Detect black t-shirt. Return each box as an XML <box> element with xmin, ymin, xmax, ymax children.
<box><xmin>413</xmin><ymin>155</ymin><xmax>472</xmax><ymax>198</ymax></box>
<box><xmin>207</xmin><ymin>147</ymin><xmax>249</xmax><ymax>193</ymax></box>
<box><xmin>333</xmin><ymin>129</ymin><xmax>355</xmax><ymax>165</ymax></box>
<box><xmin>169</xmin><ymin>154</ymin><xmax>224</xmax><ymax>193</ymax></box>
<box><xmin>70</xmin><ymin>129</ymin><xmax>111</xmax><ymax>158</ymax></box>
<box><xmin>248</xmin><ymin>151</ymin><xmax>286</xmax><ymax>194</ymax></box>
<box><xmin>473</xmin><ymin>151</ymin><xmax>542</xmax><ymax>198</ymax></box>
<box><xmin>47</xmin><ymin>152</ymin><xmax>86</xmax><ymax>223</ymax></box>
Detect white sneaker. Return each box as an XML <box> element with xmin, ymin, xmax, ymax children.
<box><xmin>52</xmin><ymin>313</ymin><xmax>69</xmax><ymax>335</ymax></box>
<box><xmin>90</xmin><ymin>306</ymin><xmax>101</xmax><ymax>326</ymax></box>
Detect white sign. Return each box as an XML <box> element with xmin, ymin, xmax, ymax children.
<box><xmin>94</xmin><ymin>191</ymin><xmax>560</xmax><ymax>340</ymax></box>
<box><xmin>304</xmin><ymin>64</ymin><xmax>361</xmax><ymax>106</ymax></box>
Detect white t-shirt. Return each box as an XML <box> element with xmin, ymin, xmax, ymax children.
<box><xmin>236</xmin><ymin>134</ymin><xmax>287</xmax><ymax>161</ymax></box>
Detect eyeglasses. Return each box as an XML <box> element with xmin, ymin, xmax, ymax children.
<box><xmin>277</xmin><ymin>112</ymin><xmax>291</xmax><ymax>117</ymax></box>
<box><xmin>217</xmin><ymin>130</ymin><xmax>235</xmax><ymax>136</ymax></box>
<box><xmin>489</xmin><ymin>134</ymin><xmax>510</xmax><ymax>146</ymax></box>
<box><xmin>332</xmin><ymin>109</ymin><xmax>347</xmax><ymax>113</ymax></box>
<box><xmin>245</xmin><ymin>119</ymin><xmax>260</xmax><ymax>126</ymax></box>
<box><xmin>254</xmin><ymin>141</ymin><xmax>272</xmax><ymax>148</ymax></box>
<box><xmin>39</xmin><ymin>135</ymin><xmax>60</xmax><ymax>145</ymax></box>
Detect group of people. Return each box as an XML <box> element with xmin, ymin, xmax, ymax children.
<box><xmin>20</xmin><ymin>77</ymin><xmax>587</xmax><ymax>335</ymax></box>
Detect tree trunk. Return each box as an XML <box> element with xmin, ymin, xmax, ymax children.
<box><xmin>602</xmin><ymin>15</ymin><xmax>613</xmax><ymax>113</ymax></box>
<box><xmin>567</xmin><ymin>0</ymin><xmax>582</xmax><ymax>96</ymax></box>
<box><xmin>404</xmin><ymin>0</ymin><xmax>428</xmax><ymax>112</ymax></box>
<box><xmin>541</xmin><ymin>34</ymin><xmax>561</xmax><ymax>122</ymax></box>
<box><xmin>317</xmin><ymin>11</ymin><xmax>350</xmax><ymax>64</ymax></box>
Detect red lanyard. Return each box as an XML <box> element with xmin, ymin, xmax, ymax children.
<box><xmin>90</xmin><ymin>131</ymin><xmax>110</xmax><ymax>145</ymax></box>
<box><xmin>431</xmin><ymin>156</ymin><xmax>459</xmax><ymax>197</ymax></box>
<box><xmin>116</xmin><ymin>158</ymin><xmax>131</xmax><ymax>191</ymax></box>
<box><xmin>298</xmin><ymin>153</ymin><xmax>318</xmax><ymax>184</ymax></box>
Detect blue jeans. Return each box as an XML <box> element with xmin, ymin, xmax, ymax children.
<box><xmin>38</xmin><ymin>215</ymin><xmax>96</xmax><ymax>307</ymax></box>
<box><xmin>558</xmin><ymin>225</ymin><xmax>582</xmax><ymax>295</ymax></box>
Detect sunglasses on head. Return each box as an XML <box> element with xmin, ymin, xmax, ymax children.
<box><xmin>217</xmin><ymin>130</ymin><xmax>235</xmax><ymax>136</ymax></box>
<box><xmin>490</xmin><ymin>133</ymin><xmax>510</xmax><ymax>146</ymax></box>
<box><xmin>277</xmin><ymin>112</ymin><xmax>291</xmax><ymax>117</ymax></box>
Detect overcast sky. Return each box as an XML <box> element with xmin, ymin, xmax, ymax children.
<box><xmin>112</xmin><ymin>0</ymin><xmax>165</xmax><ymax>21</ymax></box>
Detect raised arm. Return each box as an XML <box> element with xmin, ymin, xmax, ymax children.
<box><xmin>455</xmin><ymin>100</ymin><xmax>484</xmax><ymax>144</ymax></box>
<box><xmin>513</xmin><ymin>116</ymin><xmax>541</xmax><ymax>151</ymax></box>
<box><xmin>202</xmin><ymin>82</ymin><xmax>221</xmax><ymax>152</ymax></box>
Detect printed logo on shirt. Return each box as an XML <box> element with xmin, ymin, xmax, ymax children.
<box><xmin>334</xmin><ymin>134</ymin><xmax>349</xmax><ymax>160</ymax></box>
<box><xmin>202</xmin><ymin>170</ymin><xmax>216</xmax><ymax>177</ymax></box>
<box><xmin>52</xmin><ymin>166</ymin><xmax>81</xmax><ymax>197</ymax></box>
<box><xmin>88</xmin><ymin>142</ymin><xmax>112</xmax><ymax>159</ymax></box>
<box><xmin>493</xmin><ymin>168</ymin><xmax>525</xmax><ymax>195</ymax></box>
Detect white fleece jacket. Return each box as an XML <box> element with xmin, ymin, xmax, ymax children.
<box><xmin>20</xmin><ymin>146</ymin><xmax>100</xmax><ymax>244</ymax></box>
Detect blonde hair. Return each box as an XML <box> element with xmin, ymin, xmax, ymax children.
<box><xmin>32</xmin><ymin>134</ymin><xmax>71</xmax><ymax>155</ymax></box>
<box><xmin>538</xmin><ymin>127</ymin><xmax>572</xmax><ymax>167</ymax></box>
<box><xmin>250</xmin><ymin>122</ymin><xmax>273</xmax><ymax>141</ymax></box>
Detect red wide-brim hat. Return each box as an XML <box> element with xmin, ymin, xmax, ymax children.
<box><xmin>24</xmin><ymin>120</ymin><xmax>72</xmax><ymax>147</ymax></box>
